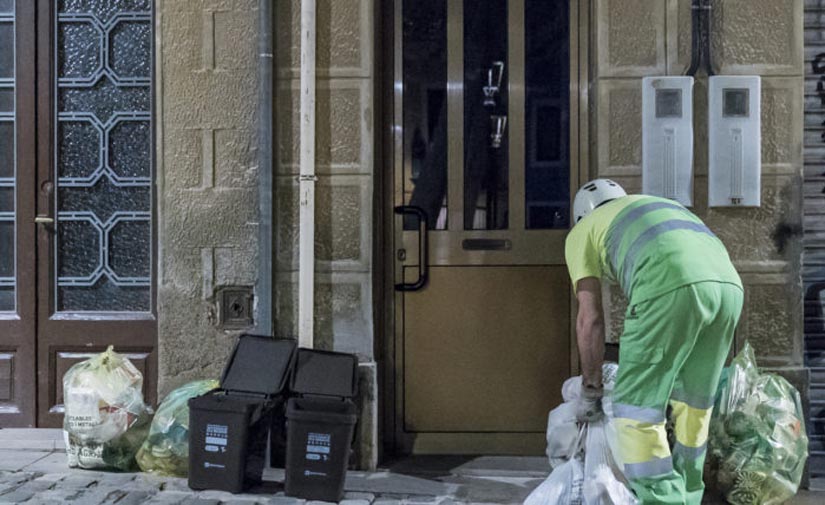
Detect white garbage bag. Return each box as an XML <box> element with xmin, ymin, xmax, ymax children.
<box><xmin>524</xmin><ymin>455</ymin><xmax>585</xmax><ymax>505</ymax></box>
<box><xmin>537</xmin><ymin>364</ymin><xmax>637</xmax><ymax>505</ymax></box>
<box><xmin>546</xmin><ymin>402</ymin><xmax>579</xmax><ymax>468</ymax></box>
<box><xmin>583</xmin><ymin>465</ymin><xmax>639</xmax><ymax>505</ymax></box>
<box><xmin>562</xmin><ymin>363</ymin><xmax>619</xmax><ymax>403</ymax></box>
<box><xmin>562</xmin><ymin>376</ymin><xmax>583</xmax><ymax>403</ymax></box>
<box><xmin>63</xmin><ymin>346</ymin><xmax>152</xmax><ymax>471</ymax></box>
<box><xmin>583</xmin><ymin>422</ymin><xmax>637</xmax><ymax>505</ymax></box>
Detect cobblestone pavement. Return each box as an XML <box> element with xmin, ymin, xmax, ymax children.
<box><xmin>1</xmin><ymin>430</ymin><xmax>823</xmax><ymax>504</ymax></box>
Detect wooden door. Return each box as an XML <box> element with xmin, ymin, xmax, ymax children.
<box><xmin>0</xmin><ymin>0</ymin><xmax>157</xmax><ymax>428</ymax></box>
<box><xmin>389</xmin><ymin>0</ymin><xmax>588</xmax><ymax>454</ymax></box>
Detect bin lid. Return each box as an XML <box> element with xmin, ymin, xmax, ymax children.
<box><xmin>221</xmin><ymin>334</ymin><xmax>297</xmax><ymax>397</ymax></box>
<box><xmin>290</xmin><ymin>348</ymin><xmax>358</xmax><ymax>399</ymax></box>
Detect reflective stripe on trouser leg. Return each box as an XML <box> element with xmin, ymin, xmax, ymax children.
<box><xmin>613</xmin><ymin>404</ymin><xmax>673</xmax><ymax>479</ymax></box>
<box><xmin>669</xmin><ymin>398</ymin><xmax>713</xmax><ymax>457</ymax></box>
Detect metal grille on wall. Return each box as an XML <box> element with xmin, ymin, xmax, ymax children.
<box><xmin>55</xmin><ymin>0</ymin><xmax>152</xmax><ymax>312</ymax></box>
<box><xmin>0</xmin><ymin>0</ymin><xmax>14</xmax><ymax>312</ymax></box>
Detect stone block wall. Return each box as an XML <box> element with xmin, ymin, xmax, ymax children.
<box><xmin>595</xmin><ymin>0</ymin><xmax>805</xmax><ymax>368</ymax></box>
<box><xmin>156</xmin><ymin>0</ymin><xmax>260</xmax><ymax>396</ymax></box>
<box><xmin>274</xmin><ymin>0</ymin><xmax>375</xmax><ymax>360</ymax></box>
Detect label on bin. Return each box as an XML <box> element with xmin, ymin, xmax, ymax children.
<box><xmin>205</xmin><ymin>423</ymin><xmax>228</xmax><ymax>454</ymax></box>
<box><xmin>306</xmin><ymin>432</ymin><xmax>331</xmax><ymax>462</ymax></box>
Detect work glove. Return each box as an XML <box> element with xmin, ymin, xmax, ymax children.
<box><xmin>575</xmin><ymin>383</ymin><xmax>604</xmax><ymax>423</ymax></box>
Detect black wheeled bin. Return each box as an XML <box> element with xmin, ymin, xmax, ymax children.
<box><xmin>188</xmin><ymin>335</ymin><xmax>297</xmax><ymax>493</ymax></box>
<box><xmin>285</xmin><ymin>349</ymin><xmax>359</xmax><ymax>502</ymax></box>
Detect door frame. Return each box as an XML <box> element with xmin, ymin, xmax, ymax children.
<box><xmin>0</xmin><ymin>0</ymin><xmax>37</xmax><ymax>428</ymax></box>
<box><xmin>376</xmin><ymin>0</ymin><xmax>592</xmax><ymax>457</ymax></box>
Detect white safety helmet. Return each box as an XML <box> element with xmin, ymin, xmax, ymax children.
<box><xmin>573</xmin><ymin>179</ymin><xmax>627</xmax><ymax>224</ymax></box>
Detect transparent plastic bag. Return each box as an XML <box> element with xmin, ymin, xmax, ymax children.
<box><xmin>708</xmin><ymin>342</ymin><xmax>808</xmax><ymax>505</ymax></box>
<box><xmin>63</xmin><ymin>346</ymin><xmax>152</xmax><ymax>471</ymax></box>
<box><xmin>136</xmin><ymin>379</ymin><xmax>219</xmax><ymax>476</ymax></box>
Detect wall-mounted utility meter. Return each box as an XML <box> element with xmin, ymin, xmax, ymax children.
<box><xmin>709</xmin><ymin>76</ymin><xmax>761</xmax><ymax>207</ymax></box>
<box><xmin>642</xmin><ymin>76</ymin><xmax>695</xmax><ymax>207</ymax></box>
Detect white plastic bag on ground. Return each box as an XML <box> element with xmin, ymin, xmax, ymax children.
<box><xmin>524</xmin><ymin>456</ymin><xmax>584</xmax><ymax>505</ymax></box>
<box><xmin>63</xmin><ymin>346</ymin><xmax>152</xmax><ymax>471</ymax></box>
<box><xmin>546</xmin><ymin>402</ymin><xmax>579</xmax><ymax>468</ymax></box>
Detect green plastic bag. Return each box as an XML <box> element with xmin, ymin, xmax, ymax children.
<box><xmin>63</xmin><ymin>346</ymin><xmax>153</xmax><ymax>471</ymax></box>
<box><xmin>136</xmin><ymin>379</ymin><xmax>219</xmax><ymax>476</ymax></box>
<box><xmin>708</xmin><ymin>342</ymin><xmax>808</xmax><ymax>505</ymax></box>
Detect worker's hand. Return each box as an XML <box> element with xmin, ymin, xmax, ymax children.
<box><xmin>575</xmin><ymin>384</ymin><xmax>604</xmax><ymax>423</ymax></box>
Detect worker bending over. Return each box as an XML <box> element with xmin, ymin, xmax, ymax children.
<box><xmin>565</xmin><ymin>179</ymin><xmax>743</xmax><ymax>505</ymax></box>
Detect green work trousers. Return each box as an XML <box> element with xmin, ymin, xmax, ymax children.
<box><xmin>612</xmin><ymin>281</ymin><xmax>743</xmax><ymax>505</ymax></box>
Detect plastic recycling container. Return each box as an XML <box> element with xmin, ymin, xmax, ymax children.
<box><xmin>285</xmin><ymin>349</ymin><xmax>359</xmax><ymax>502</ymax></box>
<box><xmin>188</xmin><ymin>335</ymin><xmax>297</xmax><ymax>493</ymax></box>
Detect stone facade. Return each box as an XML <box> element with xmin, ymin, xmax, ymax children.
<box><xmin>595</xmin><ymin>0</ymin><xmax>806</xmax><ymax>371</ymax></box>
<box><xmin>273</xmin><ymin>0</ymin><xmax>375</xmax><ymax>359</ymax></box>
<box><xmin>152</xmin><ymin>0</ymin><xmax>807</xmax><ymax>471</ymax></box>
<box><xmin>155</xmin><ymin>0</ymin><xmax>261</xmax><ymax>394</ymax></box>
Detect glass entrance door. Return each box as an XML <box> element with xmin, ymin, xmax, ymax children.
<box><xmin>391</xmin><ymin>0</ymin><xmax>587</xmax><ymax>454</ymax></box>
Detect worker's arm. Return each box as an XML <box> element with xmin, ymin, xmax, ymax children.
<box><xmin>575</xmin><ymin>277</ymin><xmax>605</xmax><ymax>389</ymax></box>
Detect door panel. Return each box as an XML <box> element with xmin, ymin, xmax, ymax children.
<box><xmin>404</xmin><ymin>266</ymin><xmax>569</xmax><ymax>433</ymax></box>
<box><xmin>391</xmin><ymin>0</ymin><xmax>583</xmax><ymax>454</ymax></box>
<box><xmin>0</xmin><ymin>0</ymin><xmax>36</xmax><ymax>427</ymax></box>
<box><xmin>34</xmin><ymin>0</ymin><xmax>157</xmax><ymax>428</ymax></box>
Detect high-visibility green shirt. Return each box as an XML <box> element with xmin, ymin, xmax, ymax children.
<box><xmin>565</xmin><ymin>195</ymin><xmax>742</xmax><ymax>303</ymax></box>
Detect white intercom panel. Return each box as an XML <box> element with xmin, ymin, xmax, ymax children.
<box><xmin>709</xmin><ymin>76</ymin><xmax>761</xmax><ymax>207</ymax></box>
<box><xmin>642</xmin><ymin>76</ymin><xmax>695</xmax><ymax>207</ymax></box>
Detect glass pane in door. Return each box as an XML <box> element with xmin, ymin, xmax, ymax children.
<box><xmin>55</xmin><ymin>0</ymin><xmax>152</xmax><ymax>312</ymax></box>
<box><xmin>464</xmin><ymin>0</ymin><xmax>508</xmax><ymax>230</ymax></box>
<box><xmin>403</xmin><ymin>0</ymin><xmax>448</xmax><ymax>230</ymax></box>
<box><xmin>0</xmin><ymin>3</ymin><xmax>14</xmax><ymax>311</ymax></box>
<box><xmin>525</xmin><ymin>0</ymin><xmax>569</xmax><ymax>229</ymax></box>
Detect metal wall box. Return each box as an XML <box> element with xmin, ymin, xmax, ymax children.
<box><xmin>642</xmin><ymin>76</ymin><xmax>695</xmax><ymax>207</ymax></box>
<box><xmin>709</xmin><ymin>75</ymin><xmax>761</xmax><ymax>207</ymax></box>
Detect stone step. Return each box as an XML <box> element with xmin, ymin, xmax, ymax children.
<box><xmin>810</xmin><ymin>367</ymin><xmax>825</xmax><ymax>384</ymax></box>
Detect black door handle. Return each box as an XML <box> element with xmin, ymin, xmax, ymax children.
<box><xmin>394</xmin><ymin>206</ymin><xmax>429</xmax><ymax>292</ymax></box>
